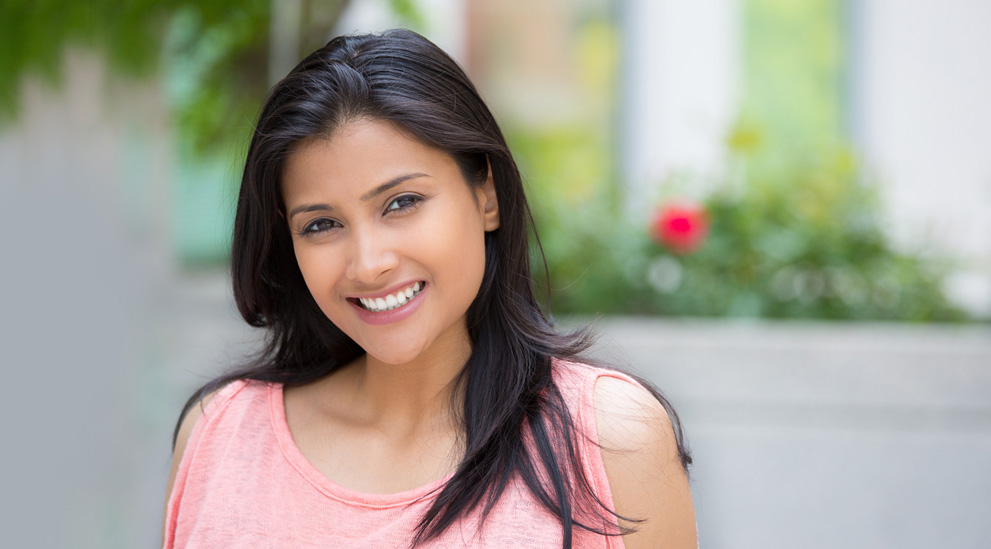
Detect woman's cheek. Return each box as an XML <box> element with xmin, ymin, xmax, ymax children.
<box><xmin>295</xmin><ymin>245</ymin><xmax>337</xmax><ymax>309</ymax></box>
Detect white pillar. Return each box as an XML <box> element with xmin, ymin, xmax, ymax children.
<box><xmin>855</xmin><ymin>0</ymin><xmax>991</xmax><ymax>316</ymax></box>
<box><xmin>619</xmin><ymin>0</ymin><xmax>742</xmax><ymax>216</ymax></box>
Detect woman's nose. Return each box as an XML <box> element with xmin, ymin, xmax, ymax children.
<box><xmin>344</xmin><ymin>229</ymin><xmax>399</xmax><ymax>283</ymax></box>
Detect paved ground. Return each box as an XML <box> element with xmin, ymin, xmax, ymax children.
<box><xmin>134</xmin><ymin>273</ymin><xmax>991</xmax><ymax>548</ymax></box>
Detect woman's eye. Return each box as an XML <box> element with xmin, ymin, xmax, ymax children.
<box><xmin>385</xmin><ymin>194</ymin><xmax>422</xmax><ymax>213</ymax></box>
<box><xmin>301</xmin><ymin>218</ymin><xmax>340</xmax><ymax>235</ymax></box>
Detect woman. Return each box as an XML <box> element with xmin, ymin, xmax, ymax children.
<box><xmin>163</xmin><ymin>29</ymin><xmax>696</xmax><ymax>548</ymax></box>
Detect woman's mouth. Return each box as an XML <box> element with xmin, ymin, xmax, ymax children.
<box><xmin>352</xmin><ymin>281</ymin><xmax>425</xmax><ymax>312</ymax></box>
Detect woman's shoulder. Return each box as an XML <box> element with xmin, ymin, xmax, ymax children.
<box><xmin>163</xmin><ymin>378</ymin><xmax>279</xmax><ymax>545</ymax></box>
<box><xmin>552</xmin><ymin>359</ymin><xmax>697</xmax><ymax>548</ymax></box>
<box><xmin>170</xmin><ymin>378</ymin><xmax>273</xmax><ymax>462</ymax></box>
<box><xmin>550</xmin><ymin>358</ymin><xmax>678</xmax><ymax>463</ymax></box>
<box><xmin>550</xmin><ymin>358</ymin><xmax>650</xmax><ymax>407</ymax></box>
<box><xmin>178</xmin><ymin>379</ymin><xmax>266</xmax><ymax>427</ymax></box>
<box><xmin>550</xmin><ymin>357</ymin><xmax>669</xmax><ymax>438</ymax></box>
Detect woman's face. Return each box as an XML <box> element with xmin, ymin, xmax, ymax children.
<box><xmin>281</xmin><ymin>118</ymin><xmax>500</xmax><ymax>366</ymax></box>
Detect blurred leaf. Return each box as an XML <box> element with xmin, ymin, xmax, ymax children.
<box><xmin>727</xmin><ymin>117</ymin><xmax>763</xmax><ymax>154</ymax></box>
<box><xmin>388</xmin><ymin>0</ymin><xmax>426</xmax><ymax>31</ymax></box>
<box><xmin>0</xmin><ymin>0</ymin><xmax>362</xmax><ymax>159</ymax></box>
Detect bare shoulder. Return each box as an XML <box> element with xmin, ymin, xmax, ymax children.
<box><xmin>593</xmin><ymin>375</ymin><xmax>697</xmax><ymax>549</ymax></box>
<box><xmin>593</xmin><ymin>376</ymin><xmax>673</xmax><ymax>448</ymax></box>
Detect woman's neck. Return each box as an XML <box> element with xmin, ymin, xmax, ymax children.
<box><xmin>281</xmin><ymin>330</ymin><xmax>472</xmax><ymax>494</ymax></box>
<box><xmin>339</xmin><ymin>330</ymin><xmax>470</xmax><ymax>438</ymax></box>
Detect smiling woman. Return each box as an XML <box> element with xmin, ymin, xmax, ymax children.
<box><xmin>283</xmin><ymin>121</ymin><xmax>498</xmax><ymax>366</ymax></box>
<box><xmin>162</xmin><ymin>29</ymin><xmax>696</xmax><ymax>549</ymax></box>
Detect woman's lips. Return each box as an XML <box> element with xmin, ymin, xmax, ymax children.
<box><xmin>349</xmin><ymin>282</ymin><xmax>428</xmax><ymax>325</ymax></box>
<box><xmin>352</xmin><ymin>281</ymin><xmax>424</xmax><ymax>312</ymax></box>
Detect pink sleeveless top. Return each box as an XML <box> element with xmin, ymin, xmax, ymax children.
<box><xmin>164</xmin><ymin>361</ymin><xmax>632</xmax><ymax>548</ymax></box>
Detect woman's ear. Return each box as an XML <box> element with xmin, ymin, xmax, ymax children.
<box><xmin>478</xmin><ymin>157</ymin><xmax>500</xmax><ymax>231</ymax></box>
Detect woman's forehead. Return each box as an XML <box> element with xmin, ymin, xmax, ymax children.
<box><xmin>281</xmin><ymin>120</ymin><xmax>460</xmax><ymax>204</ymax></box>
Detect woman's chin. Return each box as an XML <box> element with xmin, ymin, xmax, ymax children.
<box><xmin>364</xmin><ymin>344</ymin><xmax>430</xmax><ymax>367</ymax></box>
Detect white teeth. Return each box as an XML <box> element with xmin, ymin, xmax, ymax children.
<box><xmin>358</xmin><ymin>282</ymin><xmax>424</xmax><ymax>312</ymax></box>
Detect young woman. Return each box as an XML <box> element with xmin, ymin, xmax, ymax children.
<box><xmin>163</xmin><ymin>29</ymin><xmax>696</xmax><ymax>548</ymax></box>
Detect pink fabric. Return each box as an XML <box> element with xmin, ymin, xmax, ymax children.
<box><xmin>164</xmin><ymin>361</ymin><xmax>633</xmax><ymax>548</ymax></box>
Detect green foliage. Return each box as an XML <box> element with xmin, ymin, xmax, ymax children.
<box><xmin>0</xmin><ymin>0</ymin><xmax>273</xmax><ymax>148</ymax></box>
<box><xmin>507</xmin><ymin>124</ymin><xmax>630</xmax><ymax>314</ymax></box>
<box><xmin>639</xmin><ymin>150</ymin><xmax>966</xmax><ymax>321</ymax></box>
<box><xmin>0</xmin><ymin>0</ymin><xmax>171</xmax><ymax>123</ymax></box>
<box><xmin>388</xmin><ymin>0</ymin><xmax>426</xmax><ymax>31</ymax></box>
<box><xmin>522</xmin><ymin>130</ymin><xmax>967</xmax><ymax>321</ymax></box>
<box><xmin>742</xmin><ymin>0</ymin><xmax>847</xmax><ymax>179</ymax></box>
<box><xmin>1</xmin><ymin>0</ymin><xmax>427</xmax><ymax>159</ymax></box>
<box><xmin>163</xmin><ymin>1</ymin><xmax>271</xmax><ymax>158</ymax></box>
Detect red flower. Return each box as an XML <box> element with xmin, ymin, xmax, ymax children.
<box><xmin>651</xmin><ymin>201</ymin><xmax>709</xmax><ymax>254</ymax></box>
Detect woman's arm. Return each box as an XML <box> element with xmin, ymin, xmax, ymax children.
<box><xmin>594</xmin><ymin>376</ymin><xmax>697</xmax><ymax>549</ymax></box>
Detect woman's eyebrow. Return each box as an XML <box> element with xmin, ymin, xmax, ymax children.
<box><xmin>288</xmin><ymin>172</ymin><xmax>429</xmax><ymax>220</ymax></box>
<box><xmin>359</xmin><ymin>172</ymin><xmax>429</xmax><ymax>201</ymax></box>
<box><xmin>288</xmin><ymin>203</ymin><xmax>333</xmax><ymax>220</ymax></box>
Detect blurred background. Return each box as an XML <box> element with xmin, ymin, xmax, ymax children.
<box><xmin>1</xmin><ymin>0</ymin><xmax>989</xmax><ymax>547</ymax></box>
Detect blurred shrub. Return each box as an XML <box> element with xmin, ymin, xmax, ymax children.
<box><xmin>513</xmin><ymin>126</ymin><xmax>967</xmax><ymax>322</ymax></box>
<box><xmin>1</xmin><ymin>1</ymin><xmax>423</xmax><ymax>157</ymax></box>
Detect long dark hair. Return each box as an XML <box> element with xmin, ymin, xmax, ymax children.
<box><xmin>174</xmin><ymin>28</ymin><xmax>690</xmax><ymax>548</ymax></box>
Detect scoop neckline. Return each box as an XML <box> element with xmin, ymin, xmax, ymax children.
<box><xmin>268</xmin><ymin>382</ymin><xmax>456</xmax><ymax>508</ymax></box>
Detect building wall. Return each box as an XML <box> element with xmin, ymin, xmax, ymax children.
<box><xmin>855</xmin><ymin>0</ymin><xmax>991</xmax><ymax>315</ymax></box>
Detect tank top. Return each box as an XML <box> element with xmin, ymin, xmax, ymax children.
<box><xmin>163</xmin><ymin>360</ymin><xmax>633</xmax><ymax>548</ymax></box>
